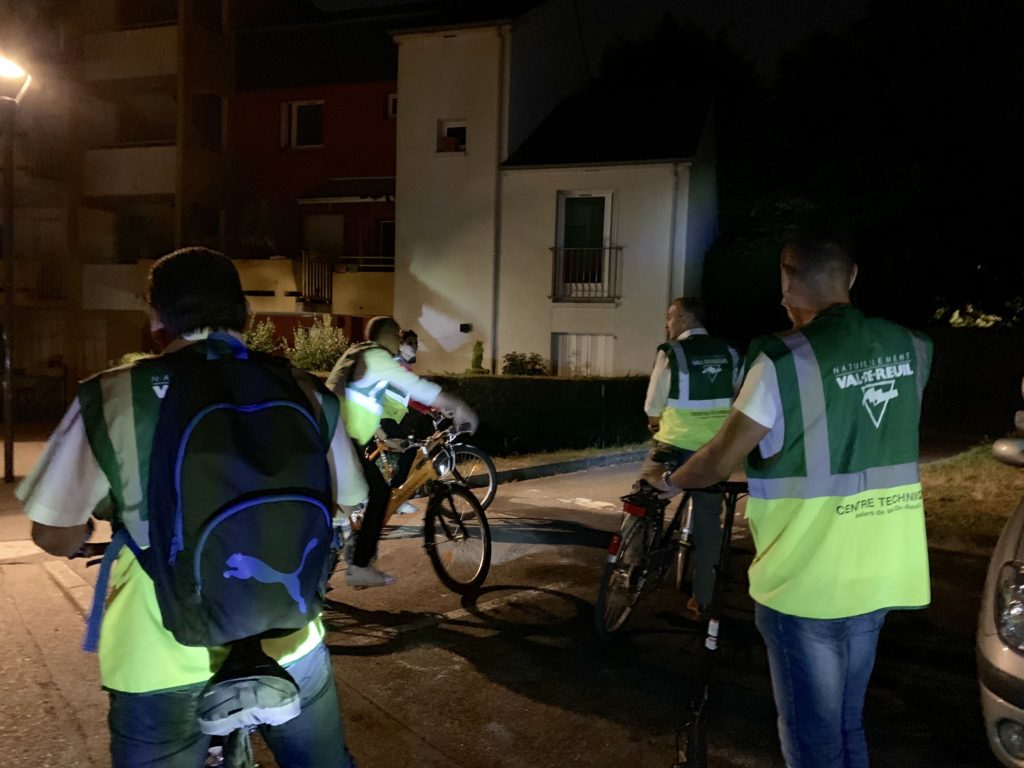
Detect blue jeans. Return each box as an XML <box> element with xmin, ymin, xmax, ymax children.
<box><xmin>754</xmin><ymin>603</ymin><xmax>888</xmax><ymax>768</ymax></box>
<box><xmin>108</xmin><ymin>643</ymin><xmax>354</xmax><ymax>768</ymax></box>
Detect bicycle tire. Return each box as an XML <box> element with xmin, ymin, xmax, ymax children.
<box><xmin>424</xmin><ymin>484</ymin><xmax>492</xmax><ymax>594</ymax></box>
<box><xmin>673</xmin><ymin>495</ymin><xmax>695</xmax><ymax>593</ymax></box>
<box><xmin>450</xmin><ymin>444</ymin><xmax>497</xmax><ymax>510</ymax></box>
<box><xmin>594</xmin><ymin>515</ymin><xmax>651</xmax><ymax>638</ymax></box>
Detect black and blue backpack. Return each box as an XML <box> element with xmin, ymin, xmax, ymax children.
<box><xmin>85</xmin><ymin>333</ymin><xmax>339</xmax><ymax>650</ymax></box>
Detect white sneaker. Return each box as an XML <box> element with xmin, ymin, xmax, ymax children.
<box><xmin>396</xmin><ymin>501</ymin><xmax>418</xmax><ymax>515</ymax></box>
<box><xmin>346</xmin><ymin>564</ymin><xmax>396</xmax><ymax>588</ymax></box>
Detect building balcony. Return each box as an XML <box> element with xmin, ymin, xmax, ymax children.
<box><xmin>0</xmin><ymin>259</ymin><xmax>68</xmax><ymax>306</ymax></box>
<box><xmin>82</xmin><ymin>24</ymin><xmax>178</xmax><ymax>82</ymax></box>
<box><xmin>549</xmin><ymin>246</ymin><xmax>623</xmax><ymax>303</ymax></box>
<box><xmin>82</xmin><ymin>144</ymin><xmax>176</xmax><ymax>198</ymax></box>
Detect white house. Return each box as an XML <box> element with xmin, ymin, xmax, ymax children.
<box><xmin>394</xmin><ymin>5</ymin><xmax>717</xmax><ymax>376</ymax></box>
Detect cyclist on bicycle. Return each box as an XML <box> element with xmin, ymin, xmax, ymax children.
<box><xmin>640</xmin><ymin>296</ymin><xmax>742</xmax><ymax>618</ymax></box>
<box><xmin>326</xmin><ymin>316</ymin><xmax>478</xmax><ymax>588</ymax></box>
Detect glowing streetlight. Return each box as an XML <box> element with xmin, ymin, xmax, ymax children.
<box><xmin>0</xmin><ymin>54</ymin><xmax>31</xmax><ymax>483</ymax></box>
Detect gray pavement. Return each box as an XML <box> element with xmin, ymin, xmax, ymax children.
<box><xmin>0</xmin><ymin>431</ymin><xmax>997</xmax><ymax>767</ymax></box>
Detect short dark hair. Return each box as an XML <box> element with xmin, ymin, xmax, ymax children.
<box><xmin>365</xmin><ymin>316</ymin><xmax>400</xmax><ymax>342</ymax></box>
<box><xmin>399</xmin><ymin>329</ymin><xmax>418</xmax><ymax>345</ymax></box>
<box><xmin>147</xmin><ymin>247</ymin><xmax>248</xmax><ymax>336</ymax></box>
<box><xmin>782</xmin><ymin>231</ymin><xmax>856</xmax><ymax>281</ymax></box>
<box><xmin>672</xmin><ymin>296</ymin><xmax>706</xmax><ymax>324</ymax></box>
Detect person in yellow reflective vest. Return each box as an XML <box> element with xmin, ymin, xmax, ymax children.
<box><xmin>661</xmin><ymin>231</ymin><xmax>932</xmax><ymax>768</ymax></box>
<box><xmin>326</xmin><ymin>317</ymin><xmax>478</xmax><ymax>588</ymax></box>
<box><xmin>640</xmin><ymin>296</ymin><xmax>742</xmax><ymax>618</ymax></box>
<box><xmin>19</xmin><ymin>248</ymin><xmax>366</xmax><ymax>767</ymax></box>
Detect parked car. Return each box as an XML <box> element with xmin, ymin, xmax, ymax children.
<box><xmin>978</xmin><ymin>376</ymin><xmax>1024</xmax><ymax>766</ymax></box>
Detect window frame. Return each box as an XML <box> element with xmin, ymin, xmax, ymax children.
<box><xmin>281</xmin><ymin>99</ymin><xmax>326</xmax><ymax>150</ymax></box>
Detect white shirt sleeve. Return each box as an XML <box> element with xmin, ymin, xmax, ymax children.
<box><xmin>16</xmin><ymin>398</ymin><xmax>111</xmax><ymax>528</ymax></box>
<box><xmin>643</xmin><ymin>350</ymin><xmax>671</xmax><ymax>418</ymax></box>
<box><xmin>327</xmin><ymin>417</ymin><xmax>369</xmax><ymax>507</ymax></box>
<box><xmin>733</xmin><ymin>352</ymin><xmax>785</xmax><ymax>458</ymax></box>
<box><xmin>357</xmin><ymin>348</ymin><xmax>443</xmax><ymax>406</ymax></box>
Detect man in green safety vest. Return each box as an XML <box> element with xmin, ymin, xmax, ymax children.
<box><xmin>640</xmin><ymin>296</ymin><xmax>742</xmax><ymax>617</ymax></box>
<box><xmin>19</xmin><ymin>248</ymin><xmax>365</xmax><ymax>767</ymax></box>
<box><xmin>661</xmin><ymin>232</ymin><xmax>932</xmax><ymax>767</ymax></box>
<box><xmin>326</xmin><ymin>316</ymin><xmax>478</xmax><ymax>588</ymax></box>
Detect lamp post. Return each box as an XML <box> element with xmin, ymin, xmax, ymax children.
<box><xmin>0</xmin><ymin>55</ymin><xmax>30</xmax><ymax>483</ymax></box>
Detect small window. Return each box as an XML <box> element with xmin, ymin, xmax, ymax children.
<box><xmin>437</xmin><ymin>119</ymin><xmax>466</xmax><ymax>153</ymax></box>
<box><xmin>281</xmin><ymin>100</ymin><xmax>324</xmax><ymax>149</ymax></box>
<box><xmin>551</xmin><ymin>333</ymin><xmax>614</xmax><ymax>377</ymax></box>
<box><xmin>387</xmin><ymin>93</ymin><xmax>398</xmax><ymax>118</ymax></box>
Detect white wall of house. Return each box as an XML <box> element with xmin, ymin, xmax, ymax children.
<box><xmin>394</xmin><ymin>25</ymin><xmax>509</xmax><ymax>374</ymax></box>
<box><xmin>498</xmin><ymin>163</ymin><xmax>694</xmax><ymax>376</ymax></box>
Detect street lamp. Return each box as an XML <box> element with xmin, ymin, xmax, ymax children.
<box><xmin>0</xmin><ymin>55</ymin><xmax>30</xmax><ymax>483</ymax></box>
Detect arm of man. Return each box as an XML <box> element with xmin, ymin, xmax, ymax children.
<box><xmin>666</xmin><ymin>351</ymin><xmax>777</xmax><ymax>492</ymax></box>
<box><xmin>17</xmin><ymin>399</ymin><xmax>111</xmax><ymax>557</ymax></box>
<box><xmin>644</xmin><ymin>349</ymin><xmax>670</xmax><ymax>434</ymax></box>
<box><xmin>666</xmin><ymin>409</ymin><xmax>770</xmax><ymax>491</ymax></box>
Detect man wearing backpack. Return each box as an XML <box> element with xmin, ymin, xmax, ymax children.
<box><xmin>19</xmin><ymin>248</ymin><xmax>365</xmax><ymax>767</ymax></box>
<box><xmin>326</xmin><ymin>316</ymin><xmax>478</xmax><ymax>588</ymax></box>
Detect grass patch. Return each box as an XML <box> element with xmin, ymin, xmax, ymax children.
<box><xmin>921</xmin><ymin>445</ymin><xmax>1024</xmax><ymax>551</ymax></box>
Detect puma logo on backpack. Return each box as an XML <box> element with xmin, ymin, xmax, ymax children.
<box><xmin>224</xmin><ymin>538</ymin><xmax>320</xmax><ymax>614</ymax></box>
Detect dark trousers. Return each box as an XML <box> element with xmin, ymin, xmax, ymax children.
<box><xmin>352</xmin><ymin>438</ymin><xmax>391</xmax><ymax>567</ymax></box>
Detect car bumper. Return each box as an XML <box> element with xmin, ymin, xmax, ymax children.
<box><xmin>980</xmin><ymin>679</ymin><xmax>1024</xmax><ymax>767</ymax></box>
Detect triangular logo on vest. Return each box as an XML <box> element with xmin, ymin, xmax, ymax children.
<box><xmin>702</xmin><ymin>364</ymin><xmax>722</xmax><ymax>382</ymax></box>
<box><xmin>151</xmin><ymin>375</ymin><xmax>170</xmax><ymax>399</ymax></box>
<box><xmin>861</xmin><ymin>380</ymin><xmax>898</xmax><ymax>428</ymax></box>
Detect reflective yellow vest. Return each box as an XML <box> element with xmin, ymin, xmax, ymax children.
<box><xmin>744</xmin><ymin>305</ymin><xmax>933</xmax><ymax>619</ymax></box>
<box><xmin>654</xmin><ymin>334</ymin><xmax>738</xmax><ymax>451</ymax></box>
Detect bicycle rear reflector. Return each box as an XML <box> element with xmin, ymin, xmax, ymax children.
<box><xmin>623</xmin><ymin>501</ymin><xmax>647</xmax><ymax>518</ymax></box>
<box><xmin>607</xmin><ymin>533</ymin><xmax>622</xmax><ymax>556</ymax></box>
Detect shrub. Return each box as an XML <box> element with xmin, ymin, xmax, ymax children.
<box><xmin>466</xmin><ymin>340</ymin><xmax>487</xmax><ymax>374</ymax></box>
<box><xmin>501</xmin><ymin>351</ymin><xmax>549</xmax><ymax>376</ymax></box>
<box><xmin>284</xmin><ymin>316</ymin><xmax>349</xmax><ymax>372</ymax></box>
<box><xmin>243</xmin><ymin>319</ymin><xmax>280</xmax><ymax>354</ymax></box>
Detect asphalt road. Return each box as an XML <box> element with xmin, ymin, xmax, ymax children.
<box><xmin>0</xmin><ymin>462</ymin><xmax>998</xmax><ymax>767</ymax></box>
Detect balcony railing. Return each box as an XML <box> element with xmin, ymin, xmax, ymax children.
<box><xmin>300</xmin><ymin>251</ymin><xmax>333</xmax><ymax>305</ymax></box>
<box><xmin>549</xmin><ymin>246</ymin><xmax>623</xmax><ymax>303</ymax></box>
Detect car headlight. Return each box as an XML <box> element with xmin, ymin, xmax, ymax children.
<box><xmin>996</xmin><ymin>562</ymin><xmax>1024</xmax><ymax>651</ymax></box>
<box><xmin>997</xmin><ymin>719</ymin><xmax>1024</xmax><ymax>759</ymax></box>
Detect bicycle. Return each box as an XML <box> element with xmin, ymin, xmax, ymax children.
<box><xmin>343</xmin><ymin>417</ymin><xmax>493</xmax><ymax>594</ymax></box>
<box><xmin>373</xmin><ymin>413</ymin><xmax>498</xmax><ymax>510</ymax></box>
<box><xmin>594</xmin><ymin>481</ymin><xmax>697</xmax><ymax>638</ymax></box>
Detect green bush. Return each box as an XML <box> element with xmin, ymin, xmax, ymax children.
<box><xmin>501</xmin><ymin>351</ymin><xmax>550</xmax><ymax>376</ymax></box>
<box><xmin>466</xmin><ymin>340</ymin><xmax>487</xmax><ymax>374</ymax></box>
<box><xmin>426</xmin><ymin>374</ymin><xmax>649</xmax><ymax>455</ymax></box>
<box><xmin>284</xmin><ymin>316</ymin><xmax>349</xmax><ymax>372</ymax></box>
<box><xmin>243</xmin><ymin>319</ymin><xmax>280</xmax><ymax>354</ymax></box>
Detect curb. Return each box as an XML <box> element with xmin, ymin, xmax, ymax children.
<box><xmin>42</xmin><ymin>560</ymin><xmax>92</xmax><ymax>619</ymax></box>
<box><xmin>493</xmin><ymin>450</ymin><xmax>647</xmax><ymax>485</ymax></box>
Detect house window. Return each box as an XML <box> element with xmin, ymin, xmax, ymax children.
<box><xmin>437</xmin><ymin>119</ymin><xmax>466</xmax><ymax>152</ymax></box>
<box><xmin>551</xmin><ymin>192</ymin><xmax>620</xmax><ymax>302</ymax></box>
<box><xmin>281</xmin><ymin>100</ymin><xmax>324</xmax><ymax>149</ymax></box>
<box><xmin>551</xmin><ymin>333</ymin><xmax>614</xmax><ymax>376</ymax></box>
<box><xmin>387</xmin><ymin>93</ymin><xmax>398</xmax><ymax>118</ymax></box>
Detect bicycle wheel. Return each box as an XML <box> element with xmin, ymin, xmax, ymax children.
<box><xmin>673</xmin><ymin>494</ymin><xmax>694</xmax><ymax>593</ymax></box>
<box><xmin>594</xmin><ymin>515</ymin><xmax>652</xmax><ymax>638</ymax></box>
<box><xmin>424</xmin><ymin>484</ymin><xmax>492</xmax><ymax>594</ymax></box>
<box><xmin>450</xmin><ymin>444</ymin><xmax>497</xmax><ymax>510</ymax></box>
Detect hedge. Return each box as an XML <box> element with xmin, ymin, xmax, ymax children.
<box><xmin>424</xmin><ymin>375</ymin><xmax>650</xmax><ymax>456</ymax></box>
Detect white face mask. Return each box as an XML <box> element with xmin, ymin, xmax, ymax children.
<box><xmin>399</xmin><ymin>343</ymin><xmax>417</xmax><ymax>363</ymax></box>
